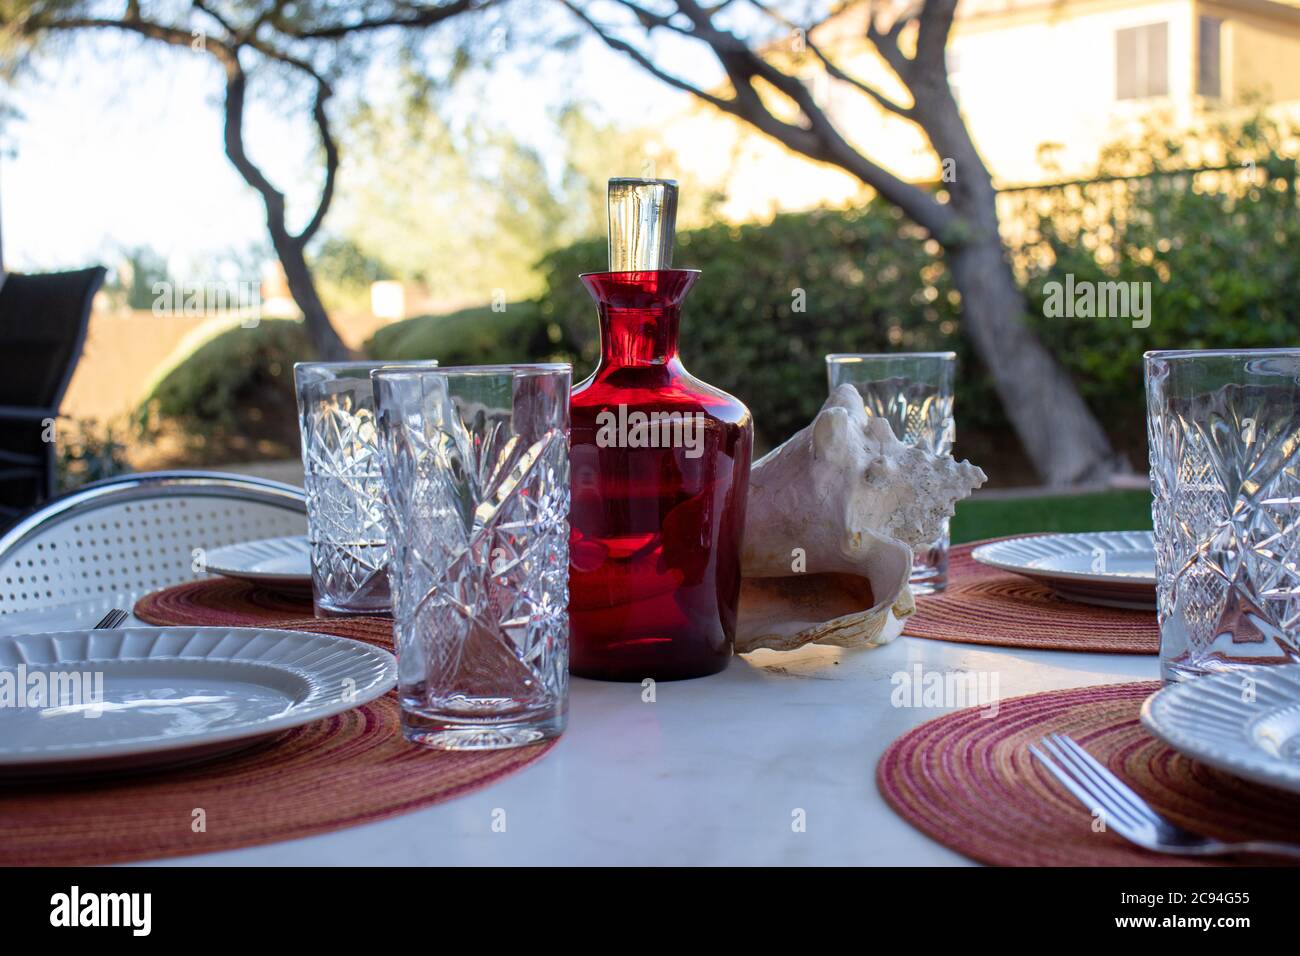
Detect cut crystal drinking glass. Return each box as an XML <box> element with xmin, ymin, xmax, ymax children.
<box><xmin>372</xmin><ymin>364</ymin><xmax>571</xmax><ymax>749</ymax></box>
<box><xmin>295</xmin><ymin>361</ymin><xmax>436</xmax><ymax>617</ymax></box>
<box><xmin>826</xmin><ymin>352</ymin><xmax>956</xmax><ymax>592</ymax></box>
<box><xmin>1146</xmin><ymin>349</ymin><xmax>1300</xmax><ymax>682</ymax></box>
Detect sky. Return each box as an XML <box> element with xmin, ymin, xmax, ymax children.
<box><xmin>0</xmin><ymin>4</ymin><xmax>708</xmax><ymax>275</ymax></box>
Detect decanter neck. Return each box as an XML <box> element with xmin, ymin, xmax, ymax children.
<box><xmin>581</xmin><ymin>269</ymin><xmax>699</xmax><ymax>369</ymax></box>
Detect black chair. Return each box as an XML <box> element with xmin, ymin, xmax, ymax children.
<box><xmin>0</xmin><ymin>267</ymin><xmax>107</xmax><ymax>527</ymax></box>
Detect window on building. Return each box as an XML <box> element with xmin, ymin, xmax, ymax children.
<box><xmin>1116</xmin><ymin>22</ymin><xmax>1169</xmax><ymax>99</ymax></box>
<box><xmin>1198</xmin><ymin>16</ymin><xmax>1222</xmax><ymax>98</ymax></box>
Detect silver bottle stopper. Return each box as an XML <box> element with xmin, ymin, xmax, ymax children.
<box><xmin>607</xmin><ymin>178</ymin><xmax>678</xmax><ymax>271</ymax></box>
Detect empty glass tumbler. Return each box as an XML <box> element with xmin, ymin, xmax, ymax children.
<box><xmin>826</xmin><ymin>352</ymin><xmax>957</xmax><ymax>592</ymax></box>
<box><xmin>372</xmin><ymin>364</ymin><xmax>572</xmax><ymax>749</ymax></box>
<box><xmin>295</xmin><ymin>360</ymin><xmax>437</xmax><ymax>617</ymax></box>
<box><xmin>1146</xmin><ymin>348</ymin><xmax>1300</xmax><ymax>682</ymax></box>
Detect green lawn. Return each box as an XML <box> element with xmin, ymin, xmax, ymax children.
<box><xmin>951</xmin><ymin>490</ymin><xmax>1153</xmax><ymax>545</ymax></box>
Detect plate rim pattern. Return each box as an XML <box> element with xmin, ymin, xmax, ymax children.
<box><xmin>204</xmin><ymin>535</ymin><xmax>312</xmax><ymax>585</ymax></box>
<box><xmin>1140</xmin><ymin>664</ymin><xmax>1300</xmax><ymax>794</ymax></box>
<box><xmin>971</xmin><ymin>531</ymin><xmax>1156</xmax><ymax>586</ymax></box>
<box><xmin>0</xmin><ymin>625</ymin><xmax>395</xmax><ymax>766</ymax></box>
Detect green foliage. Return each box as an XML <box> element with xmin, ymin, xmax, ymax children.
<box><xmin>57</xmin><ymin>418</ymin><xmax>132</xmax><ymax>490</ymax></box>
<box><xmin>132</xmin><ymin>110</ymin><xmax>1299</xmax><ymax>482</ymax></box>
<box><xmin>134</xmin><ymin>305</ymin><xmax>575</xmax><ymax>467</ymax></box>
<box><xmin>552</xmin><ymin>104</ymin><xmax>727</xmax><ymax>234</ymax></box>
<box><xmin>330</xmin><ymin>100</ymin><xmax>727</xmax><ymax>308</ymax></box>
<box><xmin>138</xmin><ymin>319</ymin><xmax>314</xmax><ymax>460</ymax></box>
<box><xmin>536</xmin><ymin>115</ymin><xmax>1300</xmax><ymax>467</ymax></box>
<box><xmin>537</xmin><ymin>203</ymin><xmax>1003</xmax><ymax>452</ymax></box>
<box><xmin>365</xmin><ymin>301</ymin><xmax>578</xmax><ymax>366</ymax></box>
<box><xmin>117</xmin><ymin>246</ymin><xmax>171</xmax><ymax>311</ymax></box>
<box><xmin>1015</xmin><ymin>114</ymin><xmax>1300</xmax><ymax>465</ymax></box>
<box><xmin>311</xmin><ymin>236</ymin><xmax>394</xmax><ymax>311</ymax></box>
<box><xmin>333</xmin><ymin>103</ymin><xmax>571</xmax><ymax>304</ymax></box>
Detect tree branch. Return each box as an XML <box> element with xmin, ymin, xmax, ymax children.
<box><xmin>564</xmin><ymin>0</ymin><xmax>953</xmax><ymax>237</ymax></box>
<box><xmin>808</xmin><ymin>36</ymin><xmax>913</xmax><ymax>118</ymax></box>
<box><xmin>914</xmin><ymin>0</ymin><xmax>956</xmax><ymax>73</ymax></box>
<box><xmin>298</xmin><ymin>81</ymin><xmax>338</xmax><ymax>243</ymax></box>
<box><xmin>38</xmin><ymin>7</ymin><xmax>338</xmax><ymax>246</ymax></box>
<box><xmin>191</xmin><ymin>0</ymin><xmax>240</xmax><ymax>40</ymax></box>
<box><xmin>865</xmin><ymin>0</ymin><xmax>918</xmax><ymax>84</ymax></box>
<box><xmin>608</xmin><ymin>0</ymin><xmax>694</xmax><ymax>36</ymax></box>
<box><xmin>33</xmin><ymin>14</ymin><xmax>238</xmax><ymax>68</ymax></box>
<box><xmin>219</xmin><ymin>61</ymin><xmax>288</xmax><ymax>230</ymax></box>
<box><xmin>744</xmin><ymin>0</ymin><xmax>915</xmax><ymax>119</ymax></box>
<box><xmin>15</xmin><ymin>1</ymin><xmax>487</xmax><ymax>362</ymax></box>
<box><xmin>270</xmin><ymin>0</ymin><xmax>483</xmax><ymax>39</ymax></box>
<box><xmin>559</xmin><ymin>0</ymin><xmax>735</xmax><ymax>114</ymax></box>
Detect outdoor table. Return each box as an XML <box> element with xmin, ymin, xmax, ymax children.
<box><xmin>0</xmin><ymin>596</ymin><xmax>1156</xmax><ymax>865</ymax></box>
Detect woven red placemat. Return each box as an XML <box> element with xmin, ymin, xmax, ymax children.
<box><xmin>134</xmin><ymin>577</ymin><xmax>315</xmax><ymax>627</ymax></box>
<box><xmin>904</xmin><ymin>541</ymin><xmax>1159</xmax><ymax>654</ymax></box>
<box><xmin>878</xmin><ymin>681</ymin><xmax>1300</xmax><ymax>866</ymax></box>
<box><xmin>0</xmin><ymin>617</ymin><xmax>552</xmax><ymax>866</ymax></box>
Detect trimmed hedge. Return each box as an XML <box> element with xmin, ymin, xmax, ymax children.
<box><xmin>137</xmin><ymin>146</ymin><xmax>1300</xmax><ymax>479</ymax></box>
<box><xmin>540</xmin><ymin>164</ymin><xmax>1300</xmax><ymax>469</ymax></box>
<box><xmin>138</xmin><ymin>319</ymin><xmax>313</xmax><ymax>459</ymax></box>
<box><xmin>364</xmin><ymin>301</ymin><xmax>576</xmax><ymax>365</ymax></box>
<box><xmin>1018</xmin><ymin>159</ymin><xmax>1300</xmax><ymax>465</ymax></box>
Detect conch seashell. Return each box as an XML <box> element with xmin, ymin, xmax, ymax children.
<box><xmin>736</xmin><ymin>384</ymin><xmax>987</xmax><ymax>653</ymax></box>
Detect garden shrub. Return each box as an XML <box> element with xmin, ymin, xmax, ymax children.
<box><xmin>540</xmin><ymin>123</ymin><xmax>1300</xmax><ymax>471</ymax></box>
<box><xmin>537</xmin><ymin>203</ymin><xmax>1011</xmax><ymax>461</ymax></box>
<box><xmin>137</xmin><ymin>116</ymin><xmax>1300</xmax><ymax>480</ymax></box>
<box><xmin>137</xmin><ymin>319</ymin><xmax>314</xmax><ymax>461</ymax></box>
<box><xmin>57</xmin><ymin>418</ymin><xmax>133</xmax><ymax>489</ymax></box>
<box><xmin>1017</xmin><ymin>134</ymin><xmax>1300</xmax><ymax>467</ymax></box>
<box><xmin>364</xmin><ymin>301</ymin><xmax>576</xmax><ymax>366</ymax></box>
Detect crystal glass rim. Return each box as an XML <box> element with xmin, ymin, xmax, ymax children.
<box><xmin>295</xmin><ymin>360</ymin><xmax>440</xmax><ymax>372</ymax></box>
<box><xmin>295</xmin><ymin>360</ymin><xmax>440</xmax><ymax>386</ymax></box>
<box><xmin>608</xmin><ymin>176</ymin><xmax>680</xmax><ymax>186</ymax></box>
<box><xmin>826</xmin><ymin>351</ymin><xmax>957</xmax><ymax>362</ymax></box>
<box><xmin>370</xmin><ymin>362</ymin><xmax>571</xmax><ymax>382</ymax></box>
<box><xmin>1144</xmin><ymin>347</ymin><xmax>1300</xmax><ymax>363</ymax></box>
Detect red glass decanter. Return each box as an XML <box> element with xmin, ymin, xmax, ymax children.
<box><xmin>569</xmin><ymin>179</ymin><xmax>753</xmax><ymax>681</ymax></box>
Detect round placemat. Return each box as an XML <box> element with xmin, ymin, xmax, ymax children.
<box><xmin>135</xmin><ymin>577</ymin><xmax>315</xmax><ymax>627</ymax></box>
<box><xmin>904</xmin><ymin>541</ymin><xmax>1158</xmax><ymax>653</ymax></box>
<box><xmin>878</xmin><ymin>680</ymin><xmax>1300</xmax><ymax>866</ymax></box>
<box><xmin>0</xmin><ymin>616</ymin><xmax>551</xmax><ymax>865</ymax></box>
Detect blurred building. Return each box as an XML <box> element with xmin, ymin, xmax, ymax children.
<box><xmin>668</xmin><ymin>0</ymin><xmax>1300</xmax><ymax>219</ymax></box>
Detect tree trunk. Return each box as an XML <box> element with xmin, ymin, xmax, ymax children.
<box><xmin>945</xmin><ymin>236</ymin><xmax>1125</xmax><ymax>485</ymax></box>
<box><xmin>562</xmin><ymin>0</ymin><xmax>1127</xmax><ymax>485</ymax></box>
<box><xmin>271</xmin><ymin>226</ymin><xmax>351</xmax><ymax>361</ymax></box>
<box><xmin>915</xmin><ymin>71</ymin><xmax>1126</xmax><ymax>486</ymax></box>
<box><xmin>222</xmin><ymin>68</ymin><xmax>351</xmax><ymax>362</ymax></box>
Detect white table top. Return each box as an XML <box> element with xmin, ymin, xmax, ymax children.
<box><xmin>0</xmin><ymin>598</ymin><xmax>1158</xmax><ymax>866</ymax></box>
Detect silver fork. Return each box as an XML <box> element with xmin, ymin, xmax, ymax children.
<box><xmin>93</xmin><ymin>608</ymin><xmax>129</xmax><ymax>629</ymax></box>
<box><xmin>1030</xmin><ymin>733</ymin><xmax>1300</xmax><ymax>860</ymax></box>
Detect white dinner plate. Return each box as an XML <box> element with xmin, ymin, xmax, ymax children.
<box><xmin>204</xmin><ymin>535</ymin><xmax>312</xmax><ymax>589</ymax></box>
<box><xmin>0</xmin><ymin>626</ymin><xmax>395</xmax><ymax>778</ymax></box>
<box><xmin>1142</xmin><ymin>665</ymin><xmax>1300</xmax><ymax>795</ymax></box>
<box><xmin>971</xmin><ymin>531</ymin><xmax>1156</xmax><ymax>610</ymax></box>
